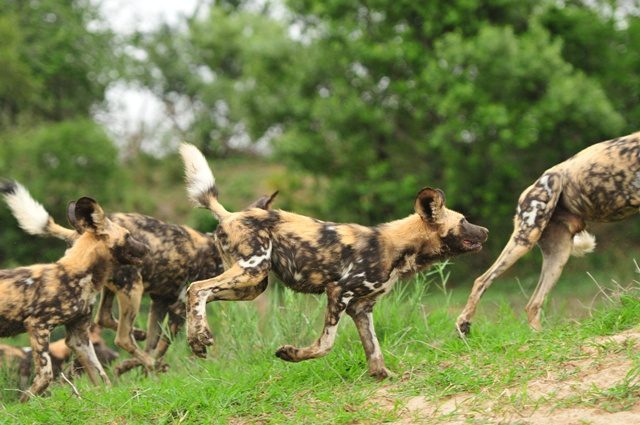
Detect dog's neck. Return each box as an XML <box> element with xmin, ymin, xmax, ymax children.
<box><xmin>57</xmin><ymin>233</ymin><xmax>113</xmax><ymax>286</ymax></box>
<box><xmin>379</xmin><ymin>214</ymin><xmax>440</xmax><ymax>248</ymax></box>
<box><xmin>379</xmin><ymin>214</ymin><xmax>446</xmax><ymax>273</ymax></box>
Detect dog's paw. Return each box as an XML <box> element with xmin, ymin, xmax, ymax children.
<box><xmin>132</xmin><ymin>328</ymin><xmax>147</xmax><ymax>341</ymax></box>
<box><xmin>188</xmin><ymin>329</ymin><xmax>214</xmax><ymax>359</ymax></box>
<box><xmin>370</xmin><ymin>367</ymin><xmax>394</xmax><ymax>381</ymax></box>
<box><xmin>155</xmin><ymin>360</ymin><xmax>170</xmax><ymax>373</ymax></box>
<box><xmin>275</xmin><ymin>345</ymin><xmax>299</xmax><ymax>362</ymax></box>
<box><xmin>188</xmin><ymin>339</ymin><xmax>208</xmax><ymax>358</ymax></box>
<box><xmin>455</xmin><ymin>320</ymin><xmax>471</xmax><ymax>338</ymax></box>
<box><xmin>114</xmin><ymin>359</ymin><xmax>140</xmax><ymax>376</ymax></box>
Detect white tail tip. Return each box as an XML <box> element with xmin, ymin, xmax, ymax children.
<box><xmin>179</xmin><ymin>143</ymin><xmax>215</xmax><ymax>206</ymax></box>
<box><xmin>2</xmin><ymin>181</ymin><xmax>50</xmax><ymax>235</ymax></box>
<box><xmin>571</xmin><ymin>231</ymin><xmax>596</xmax><ymax>257</ymax></box>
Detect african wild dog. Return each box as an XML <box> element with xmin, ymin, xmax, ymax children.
<box><xmin>1</xmin><ymin>180</ymin><xmax>278</xmax><ymax>375</ymax></box>
<box><xmin>456</xmin><ymin>131</ymin><xmax>640</xmax><ymax>336</ymax></box>
<box><xmin>179</xmin><ymin>143</ymin><xmax>488</xmax><ymax>378</ymax></box>
<box><xmin>0</xmin><ymin>197</ymin><xmax>148</xmax><ymax>402</ymax></box>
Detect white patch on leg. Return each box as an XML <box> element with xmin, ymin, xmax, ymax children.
<box><xmin>521</xmin><ymin>200</ymin><xmax>547</xmax><ymax>226</ymax></box>
<box><xmin>367</xmin><ymin>313</ymin><xmax>382</xmax><ymax>360</ymax></box>
<box><xmin>194</xmin><ymin>291</ymin><xmax>210</xmax><ymax>317</ymax></box>
<box><xmin>539</xmin><ymin>174</ymin><xmax>553</xmax><ymax>196</ymax></box>
<box><xmin>319</xmin><ymin>324</ymin><xmax>338</xmax><ymax>352</ymax></box>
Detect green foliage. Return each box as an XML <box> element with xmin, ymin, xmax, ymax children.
<box><xmin>2</xmin><ymin>268</ymin><xmax>639</xmax><ymax>422</ymax></box>
<box><xmin>0</xmin><ymin>0</ymin><xmax>116</xmax><ymax>122</ymax></box>
<box><xmin>0</xmin><ymin>0</ymin><xmax>122</xmax><ymax>267</ymax></box>
<box><xmin>0</xmin><ymin>119</ymin><xmax>122</xmax><ymax>266</ymax></box>
<box><xmin>134</xmin><ymin>0</ymin><xmax>639</xmax><ymax>253</ymax></box>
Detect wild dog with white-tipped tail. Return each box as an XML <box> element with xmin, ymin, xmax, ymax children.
<box><xmin>179</xmin><ymin>143</ymin><xmax>488</xmax><ymax>379</ymax></box>
<box><xmin>1</xmin><ymin>179</ymin><xmax>278</xmax><ymax>376</ymax></box>
<box><xmin>0</xmin><ymin>197</ymin><xmax>149</xmax><ymax>402</ymax></box>
<box><xmin>456</xmin><ymin>131</ymin><xmax>640</xmax><ymax>336</ymax></box>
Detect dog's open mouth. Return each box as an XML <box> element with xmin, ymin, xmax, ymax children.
<box><xmin>463</xmin><ymin>239</ymin><xmax>483</xmax><ymax>251</ymax></box>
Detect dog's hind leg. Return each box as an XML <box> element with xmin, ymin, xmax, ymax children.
<box><xmin>276</xmin><ymin>283</ymin><xmax>348</xmax><ymax>363</ymax></box>
<box><xmin>96</xmin><ymin>287</ymin><xmax>118</xmax><ymax>331</ymax></box>
<box><xmin>120</xmin><ymin>303</ymin><xmax>186</xmax><ymax>374</ymax></box>
<box><xmin>525</xmin><ymin>211</ymin><xmax>584</xmax><ymax>331</ymax></box>
<box><xmin>187</xmin><ymin>264</ymin><xmax>269</xmax><ymax>357</ymax></box>
<box><xmin>113</xmin><ymin>273</ymin><xmax>155</xmax><ymax>373</ymax></box>
<box><xmin>113</xmin><ymin>298</ymin><xmax>171</xmax><ymax>375</ymax></box>
<box><xmin>346</xmin><ymin>298</ymin><xmax>390</xmax><ymax>379</ymax></box>
<box><xmin>144</xmin><ymin>298</ymin><xmax>170</xmax><ymax>353</ymax></box>
<box><xmin>65</xmin><ymin>316</ymin><xmax>110</xmax><ymax>386</ymax></box>
<box><xmin>98</xmin><ymin>276</ymin><xmax>146</xmax><ymax>341</ymax></box>
<box><xmin>20</xmin><ymin>324</ymin><xmax>52</xmax><ymax>402</ymax></box>
<box><xmin>456</xmin><ymin>171</ymin><xmax>565</xmax><ymax>336</ymax></box>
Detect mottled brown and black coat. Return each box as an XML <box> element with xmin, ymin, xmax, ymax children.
<box><xmin>180</xmin><ymin>143</ymin><xmax>488</xmax><ymax>378</ymax></box>
<box><xmin>457</xmin><ymin>131</ymin><xmax>640</xmax><ymax>335</ymax></box>
<box><xmin>1</xmin><ymin>180</ymin><xmax>277</xmax><ymax>374</ymax></box>
<box><xmin>0</xmin><ymin>197</ymin><xmax>148</xmax><ymax>401</ymax></box>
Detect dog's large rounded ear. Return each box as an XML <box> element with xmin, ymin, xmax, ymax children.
<box><xmin>248</xmin><ymin>190</ymin><xmax>279</xmax><ymax>210</ymax></box>
<box><xmin>66</xmin><ymin>201</ymin><xmax>83</xmax><ymax>233</ymax></box>
<box><xmin>415</xmin><ymin>187</ymin><xmax>446</xmax><ymax>222</ymax></box>
<box><xmin>70</xmin><ymin>197</ymin><xmax>107</xmax><ymax>234</ymax></box>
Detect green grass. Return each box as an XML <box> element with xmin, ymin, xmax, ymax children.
<box><xmin>2</xmin><ymin>263</ymin><xmax>640</xmax><ymax>424</ymax></box>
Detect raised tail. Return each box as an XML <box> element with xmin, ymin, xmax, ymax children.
<box><xmin>0</xmin><ymin>179</ymin><xmax>78</xmax><ymax>242</ymax></box>
<box><xmin>571</xmin><ymin>230</ymin><xmax>596</xmax><ymax>257</ymax></box>
<box><xmin>178</xmin><ymin>143</ymin><xmax>231</xmax><ymax>220</ymax></box>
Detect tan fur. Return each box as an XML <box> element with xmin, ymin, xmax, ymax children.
<box><xmin>0</xmin><ymin>197</ymin><xmax>148</xmax><ymax>402</ymax></box>
<box><xmin>180</xmin><ymin>143</ymin><xmax>489</xmax><ymax>377</ymax></box>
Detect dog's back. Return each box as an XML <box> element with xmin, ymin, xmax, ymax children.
<box><xmin>109</xmin><ymin>213</ymin><xmax>222</xmax><ymax>298</ymax></box>
<box><xmin>554</xmin><ymin>132</ymin><xmax>640</xmax><ymax>221</ymax></box>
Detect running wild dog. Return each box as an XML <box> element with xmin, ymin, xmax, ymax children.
<box><xmin>179</xmin><ymin>143</ymin><xmax>489</xmax><ymax>378</ymax></box>
<box><xmin>1</xmin><ymin>180</ymin><xmax>277</xmax><ymax>375</ymax></box>
<box><xmin>456</xmin><ymin>131</ymin><xmax>640</xmax><ymax>336</ymax></box>
<box><xmin>0</xmin><ymin>197</ymin><xmax>148</xmax><ymax>402</ymax></box>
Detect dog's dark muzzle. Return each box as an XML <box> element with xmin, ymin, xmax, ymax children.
<box><xmin>461</xmin><ymin>224</ymin><xmax>489</xmax><ymax>252</ymax></box>
<box><xmin>115</xmin><ymin>236</ymin><xmax>149</xmax><ymax>266</ymax></box>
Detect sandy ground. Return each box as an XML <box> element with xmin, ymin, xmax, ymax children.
<box><xmin>374</xmin><ymin>329</ymin><xmax>640</xmax><ymax>424</ymax></box>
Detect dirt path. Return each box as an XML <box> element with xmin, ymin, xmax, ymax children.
<box><xmin>375</xmin><ymin>329</ymin><xmax>640</xmax><ymax>424</ymax></box>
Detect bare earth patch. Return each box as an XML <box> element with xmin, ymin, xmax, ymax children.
<box><xmin>375</xmin><ymin>329</ymin><xmax>640</xmax><ymax>424</ymax></box>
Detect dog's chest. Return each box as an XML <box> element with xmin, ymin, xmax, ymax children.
<box><xmin>44</xmin><ymin>274</ymin><xmax>97</xmax><ymax>322</ymax></box>
<box><xmin>340</xmin><ymin>253</ymin><xmax>418</xmax><ymax>297</ymax></box>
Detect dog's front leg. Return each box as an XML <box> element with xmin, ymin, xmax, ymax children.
<box><xmin>187</xmin><ymin>264</ymin><xmax>269</xmax><ymax>358</ymax></box>
<box><xmin>276</xmin><ymin>283</ymin><xmax>348</xmax><ymax>362</ymax></box>
<box><xmin>21</xmin><ymin>323</ymin><xmax>52</xmax><ymax>402</ymax></box>
<box><xmin>65</xmin><ymin>316</ymin><xmax>110</xmax><ymax>386</ymax></box>
<box><xmin>456</xmin><ymin>172</ymin><xmax>565</xmax><ymax>336</ymax></box>
<box><xmin>346</xmin><ymin>298</ymin><xmax>391</xmax><ymax>380</ymax></box>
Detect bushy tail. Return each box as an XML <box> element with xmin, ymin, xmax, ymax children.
<box><xmin>571</xmin><ymin>230</ymin><xmax>596</xmax><ymax>257</ymax></box>
<box><xmin>178</xmin><ymin>143</ymin><xmax>230</xmax><ymax>220</ymax></box>
<box><xmin>0</xmin><ymin>179</ymin><xmax>77</xmax><ymax>242</ymax></box>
